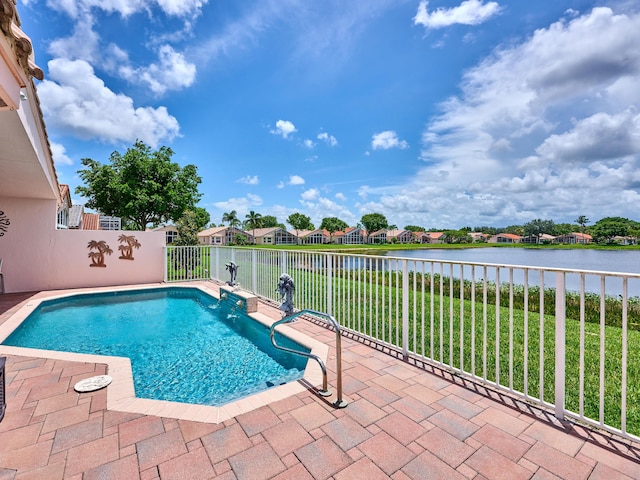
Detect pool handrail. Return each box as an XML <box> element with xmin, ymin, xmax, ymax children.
<box><xmin>270</xmin><ymin>309</ymin><xmax>347</xmax><ymax>408</ymax></box>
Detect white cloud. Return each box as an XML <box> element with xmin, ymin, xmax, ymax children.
<box><xmin>46</xmin><ymin>0</ymin><xmax>208</xmax><ymax>19</ymax></box>
<box><xmin>277</xmin><ymin>181</ymin><xmax>285</xmax><ymax>189</ymax></box>
<box><xmin>303</xmin><ymin>139</ymin><xmax>315</xmax><ymax>148</ymax></box>
<box><xmin>213</xmin><ymin>193</ymin><xmax>263</xmax><ymax>215</ymax></box>
<box><xmin>237</xmin><ymin>175</ymin><xmax>260</xmax><ymax>185</ymax></box>
<box><xmin>288</xmin><ymin>175</ymin><xmax>305</xmax><ymax>185</ymax></box>
<box><xmin>536</xmin><ymin>109</ymin><xmax>640</xmax><ymax>162</ymax></box>
<box><xmin>48</xmin><ymin>14</ymin><xmax>100</xmax><ymax>62</ymax></box>
<box><xmin>301</xmin><ymin>188</ymin><xmax>320</xmax><ymax>200</ymax></box>
<box><xmin>38</xmin><ymin>58</ymin><xmax>180</xmax><ymax>147</ymax></box>
<box><xmin>414</xmin><ymin>0</ymin><xmax>502</xmax><ymax>29</ymax></box>
<box><xmin>120</xmin><ymin>45</ymin><xmax>197</xmax><ymax>95</ymax></box>
<box><xmin>317</xmin><ymin>132</ymin><xmax>338</xmax><ymax>146</ymax></box>
<box><xmin>50</xmin><ymin>142</ymin><xmax>74</xmax><ymax>166</ymax></box>
<box><xmin>271</xmin><ymin>120</ymin><xmax>297</xmax><ymax>139</ymax></box>
<box><xmin>371</xmin><ymin>131</ymin><xmax>409</xmax><ymax>150</ymax></box>
<box><xmin>365</xmin><ymin>7</ymin><xmax>640</xmax><ymax>227</ymax></box>
<box><xmin>335</xmin><ymin>192</ymin><xmax>347</xmax><ymax>201</ymax></box>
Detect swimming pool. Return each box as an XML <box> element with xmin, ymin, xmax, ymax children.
<box><xmin>1</xmin><ymin>287</ymin><xmax>309</xmax><ymax>405</ymax></box>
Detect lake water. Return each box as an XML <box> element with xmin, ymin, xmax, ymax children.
<box><xmin>379</xmin><ymin>248</ymin><xmax>640</xmax><ymax>274</ymax></box>
<box><xmin>375</xmin><ymin>248</ymin><xmax>640</xmax><ymax>296</ymax></box>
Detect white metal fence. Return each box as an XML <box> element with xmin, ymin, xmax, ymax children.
<box><xmin>165</xmin><ymin>245</ymin><xmax>640</xmax><ymax>442</ymax></box>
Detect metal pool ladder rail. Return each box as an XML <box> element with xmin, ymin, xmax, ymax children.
<box><xmin>270</xmin><ymin>309</ymin><xmax>347</xmax><ymax>408</ymax></box>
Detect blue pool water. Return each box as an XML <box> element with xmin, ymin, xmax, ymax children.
<box><xmin>2</xmin><ymin>287</ymin><xmax>309</xmax><ymax>405</ymax></box>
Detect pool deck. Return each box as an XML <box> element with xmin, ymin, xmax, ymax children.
<box><xmin>1</xmin><ymin>283</ymin><xmax>639</xmax><ymax>479</ymax></box>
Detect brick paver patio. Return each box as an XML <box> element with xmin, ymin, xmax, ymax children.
<box><xmin>1</xmin><ymin>285</ymin><xmax>639</xmax><ymax>479</ymax></box>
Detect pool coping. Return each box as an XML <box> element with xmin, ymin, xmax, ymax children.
<box><xmin>0</xmin><ymin>283</ymin><xmax>328</xmax><ymax>423</ymax></box>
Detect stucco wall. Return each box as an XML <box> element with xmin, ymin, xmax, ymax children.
<box><xmin>0</xmin><ymin>197</ymin><xmax>165</xmax><ymax>293</ymax></box>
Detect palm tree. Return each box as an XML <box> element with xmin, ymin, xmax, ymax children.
<box><xmin>222</xmin><ymin>210</ymin><xmax>238</xmax><ymax>226</ymax></box>
<box><xmin>245</xmin><ymin>211</ymin><xmax>263</xmax><ymax>244</ymax></box>
<box><xmin>575</xmin><ymin>215</ymin><xmax>589</xmax><ymax>234</ymax></box>
<box><xmin>222</xmin><ymin>210</ymin><xmax>240</xmax><ymax>244</ymax></box>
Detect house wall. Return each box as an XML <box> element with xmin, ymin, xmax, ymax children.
<box><xmin>0</xmin><ymin>197</ymin><xmax>165</xmax><ymax>293</ymax></box>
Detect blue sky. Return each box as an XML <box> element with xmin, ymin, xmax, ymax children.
<box><xmin>18</xmin><ymin>0</ymin><xmax>640</xmax><ymax>229</ymax></box>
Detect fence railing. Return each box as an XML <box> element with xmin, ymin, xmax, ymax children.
<box><xmin>165</xmin><ymin>245</ymin><xmax>640</xmax><ymax>442</ymax></box>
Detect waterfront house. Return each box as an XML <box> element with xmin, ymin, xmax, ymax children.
<box><xmin>555</xmin><ymin>232</ymin><xmax>593</xmax><ymax>244</ymax></box>
<box><xmin>368</xmin><ymin>229</ymin><xmax>387</xmax><ymax>244</ymax></box>
<box><xmin>385</xmin><ymin>229</ymin><xmax>413</xmax><ymax>243</ymax></box>
<box><xmin>197</xmin><ymin>226</ymin><xmax>251</xmax><ymax>245</ymax></box>
<box><xmin>335</xmin><ymin>227</ymin><xmax>365</xmax><ymax>244</ymax></box>
<box><xmin>488</xmin><ymin>233</ymin><xmax>522</xmax><ymax>243</ymax></box>
<box><xmin>295</xmin><ymin>228</ymin><xmax>329</xmax><ymax>244</ymax></box>
<box><xmin>251</xmin><ymin>227</ymin><xmax>297</xmax><ymax>245</ymax></box>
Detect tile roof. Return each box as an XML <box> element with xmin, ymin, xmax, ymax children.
<box><xmin>82</xmin><ymin>213</ymin><xmax>101</xmax><ymax>230</ymax></box>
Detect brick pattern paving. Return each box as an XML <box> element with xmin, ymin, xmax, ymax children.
<box><xmin>1</xmin><ymin>288</ymin><xmax>640</xmax><ymax>479</ymax></box>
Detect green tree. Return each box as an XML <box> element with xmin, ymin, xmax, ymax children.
<box><xmin>76</xmin><ymin>140</ymin><xmax>202</xmax><ymax>230</ymax></box>
<box><xmin>523</xmin><ymin>219</ymin><xmax>555</xmax><ymax>243</ymax></box>
<box><xmin>320</xmin><ymin>217</ymin><xmax>349</xmax><ymax>243</ymax></box>
<box><xmin>575</xmin><ymin>215</ymin><xmax>590</xmax><ymax>233</ymax></box>
<box><xmin>287</xmin><ymin>213</ymin><xmax>314</xmax><ymax>243</ymax></box>
<box><xmin>191</xmin><ymin>207</ymin><xmax>210</xmax><ymax>231</ymax></box>
<box><xmin>591</xmin><ymin>217</ymin><xmax>636</xmax><ymax>243</ymax></box>
<box><xmin>244</xmin><ymin>210</ymin><xmax>263</xmax><ymax>244</ymax></box>
<box><xmin>222</xmin><ymin>210</ymin><xmax>240</xmax><ymax>227</ymax></box>
<box><xmin>174</xmin><ymin>210</ymin><xmax>200</xmax><ymax>246</ymax></box>
<box><xmin>360</xmin><ymin>213</ymin><xmax>388</xmax><ymax>242</ymax></box>
<box><xmin>405</xmin><ymin>225</ymin><xmax>425</xmax><ymax>232</ymax></box>
<box><xmin>260</xmin><ymin>215</ymin><xmax>280</xmax><ymax>228</ymax></box>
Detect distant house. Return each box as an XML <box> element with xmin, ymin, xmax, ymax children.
<box><xmin>386</xmin><ymin>229</ymin><xmax>413</xmax><ymax>243</ymax></box>
<box><xmin>412</xmin><ymin>231</ymin><xmax>429</xmax><ymax>243</ymax></box>
<box><xmin>488</xmin><ymin>233</ymin><xmax>522</xmax><ymax>243</ymax></box>
<box><xmin>554</xmin><ymin>232</ymin><xmax>592</xmax><ymax>244</ymax></box>
<box><xmin>56</xmin><ymin>184</ymin><xmax>71</xmax><ymax>229</ymax></box>
<box><xmin>335</xmin><ymin>227</ymin><xmax>364</xmax><ymax>244</ymax></box>
<box><xmin>424</xmin><ymin>232</ymin><xmax>446</xmax><ymax>244</ymax></box>
<box><xmin>521</xmin><ymin>233</ymin><xmax>555</xmax><ymax>244</ymax></box>
<box><xmin>251</xmin><ymin>227</ymin><xmax>297</xmax><ymax>245</ymax></box>
<box><xmin>152</xmin><ymin>225</ymin><xmax>179</xmax><ymax>244</ymax></box>
<box><xmin>467</xmin><ymin>232</ymin><xmax>488</xmax><ymax>243</ymax></box>
<box><xmin>68</xmin><ymin>205</ymin><xmax>84</xmax><ymax>229</ymax></box>
<box><xmin>295</xmin><ymin>229</ymin><xmax>329</xmax><ymax>244</ymax></box>
<box><xmin>197</xmin><ymin>226</ymin><xmax>251</xmax><ymax>245</ymax></box>
<box><xmin>612</xmin><ymin>236</ymin><xmax>637</xmax><ymax>245</ymax></box>
<box><xmin>368</xmin><ymin>229</ymin><xmax>387</xmax><ymax>244</ymax></box>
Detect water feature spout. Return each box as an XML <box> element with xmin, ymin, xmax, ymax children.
<box><xmin>236</xmin><ymin>300</ymin><xmax>244</xmax><ymax>309</ymax></box>
<box><xmin>220</xmin><ymin>293</ymin><xmax>228</xmax><ymax>300</ymax></box>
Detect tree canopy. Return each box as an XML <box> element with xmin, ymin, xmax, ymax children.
<box><xmin>320</xmin><ymin>217</ymin><xmax>348</xmax><ymax>234</ymax></box>
<box><xmin>75</xmin><ymin>140</ymin><xmax>202</xmax><ymax>230</ymax></box>
<box><xmin>360</xmin><ymin>213</ymin><xmax>388</xmax><ymax>234</ymax></box>
<box><xmin>523</xmin><ymin>219</ymin><xmax>555</xmax><ymax>242</ymax></box>
<box><xmin>287</xmin><ymin>213</ymin><xmax>314</xmax><ymax>235</ymax></box>
<box><xmin>591</xmin><ymin>217</ymin><xmax>638</xmax><ymax>242</ymax></box>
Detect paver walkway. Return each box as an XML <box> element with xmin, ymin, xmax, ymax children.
<box><xmin>1</xmin><ymin>285</ymin><xmax>639</xmax><ymax>479</ymax></box>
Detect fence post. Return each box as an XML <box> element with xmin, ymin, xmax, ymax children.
<box><xmin>163</xmin><ymin>246</ymin><xmax>168</xmax><ymax>282</ymax></box>
<box><xmin>402</xmin><ymin>259</ymin><xmax>409</xmax><ymax>360</ymax></box>
<box><xmin>280</xmin><ymin>250</ymin><xmax>287</xmax><ymax>274</ymax></box>
<box><xmin>327</xmin><ymin>254</ymin><xmax>333</xmax><ymax>316</ymax></box>
<box><xmin>252</xmin><ymin>249</ymin><xmax>258</xmax><ymax>294</ymax></box>
<box><xmin>215</xmin><ymin>247</ymin><xmax>220</xmax><ymax>280</ymax></box>
<box><xmin>555</xmin><ymin>271</ymin><xmax>566</xmax><ymax>420</ymax></box>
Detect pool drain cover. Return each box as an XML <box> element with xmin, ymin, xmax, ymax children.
<box><xmin>74</xmin><ymin>375</ymin><xmax>112</xmax><ymax>393</ymax></box>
